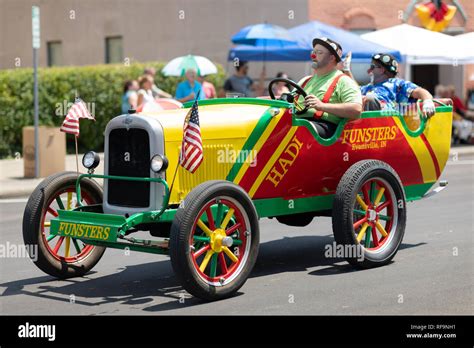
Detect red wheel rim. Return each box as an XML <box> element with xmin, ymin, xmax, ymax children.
<box><xmin>41</xmin><ymin>187</ymin><xmax>96</xmax><ymax>262</ymax></box>
<box><xmin>189</xmin><ymin>197</ymin><xmax>250</xmax><ymax>286</ymax></box>
<box><xmin>352</xmin><ymin>178</ymin><xmax>397</xmax><ymax>251</ymax></box>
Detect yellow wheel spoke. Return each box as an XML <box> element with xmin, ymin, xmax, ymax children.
<box><xmin>65</xmin><ymin>237</ymin><xmax>71</xmax><ymax>257</ymax></box>
<box><xmin>197</xmin><ymin>219</ymin><xmax>213</xmax><ymax>237</ymax></box>
<box><xmin>374</xmin><ymin>187</ymin><xmax>385</xmax><ymax>206</ymax></box>
<box><xmin>67</xmin><ymin>192</ymin><xmax>72</xmax><ymax>210</ymax></box>
<box><xmin>356</xmin><ymin>222</ymin><xmax>369</xmax><ymax>242</ymax></box>
<box><xmin>356</xmin><ymin>195</ymin><xmax>368</xmax><ymax>211</ymax></box>
<box><xmin>199</xmin><ymin>250</ymin><xmax>214</xmax><ymax>272</ymax></box>
<box><xmin>44</xmin><ymin>222</ymin><xmax>51</xmax><ymax>227</ymax></box>
<box><xmin>220</xmin><ymin>208</ymin><xmax>235</xmax><ymax>229</ymax></box>
<box><xmin>222</xmin><ymin>246</ymin><xmax>238</xmax><ymax>263</ymax></box>
<box><xmin>375</xmin><ymin>221</ymin><xmax>388</xmax><ymax>237</ymax></box>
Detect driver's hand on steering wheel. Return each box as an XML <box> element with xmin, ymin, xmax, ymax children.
<box><xmin>304</xmin><ymin>94</ymin><xmax>324</xmax><ymax>111</ymax></box>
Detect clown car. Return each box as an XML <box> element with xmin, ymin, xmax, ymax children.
<box><xmin>22</xmin><ymin>78</ymin><xmax>453</xmax><ymax>301</ymax></box>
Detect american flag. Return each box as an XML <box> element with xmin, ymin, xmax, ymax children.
<box><xmin>179</xmin><ymin>95</ymin><xmax>203</xmax><ymax>173</ymax></box>
<box><xmin>60</xmin><ymin>98</ymin><xmax>94</xmax><ymax>136</ymax></box>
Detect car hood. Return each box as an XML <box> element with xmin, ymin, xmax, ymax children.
<box><xmin>142</xmin><ymin>103</ymin><xmax>276</xmax><ymax>142</ymax></box>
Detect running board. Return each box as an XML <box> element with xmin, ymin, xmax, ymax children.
<box><xmin>423</xmin><ymin>180</ymin><xmax>448</xmax><ymax>199</ymax></box>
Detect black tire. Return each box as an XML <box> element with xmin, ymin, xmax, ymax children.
<box><xmin>332</xmin><ymin>160</ymin><xmax>406</xmax><ymax>268</ymax></box>
<box><xmin>22</xmin><ymin>171</ymin><xmax>106</xmax><ymax>278</ymax></box>
<box><xmin>170</xmin><ymin>180</ymin><xmax>259</xmax><ymax>301</ymax></box>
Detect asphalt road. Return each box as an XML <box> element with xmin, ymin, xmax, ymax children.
<box><xmin>0</xmin><ymin>155</ymin><xmax>472</xmax><ymax>315</ymax></box>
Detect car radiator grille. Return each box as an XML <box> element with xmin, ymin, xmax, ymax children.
<box><xmin>176</xmin><ymin>144</ymin><xmax>235</xmax><ymax>201</ymax></box>
<box><xmin>107</xmin><ymin>128</ymin><xmax>150</xmax><ymax>208</ymax></box>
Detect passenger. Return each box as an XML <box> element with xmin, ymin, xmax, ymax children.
<box><xmin>298</xmin><ymin>37</ymin><xmax>362</xmax><ymax>138</ymax></box>
<box><xmin>175</xmin><ymin>68</ymin><xmax>206</xmax><ymax>103</ymax></box>
<box><xmin>360</xmin><ymin>53</ymin><xmax>436</xmax><ymax>118</ymax></box>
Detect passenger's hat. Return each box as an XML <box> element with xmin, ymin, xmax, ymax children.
<box><xmin>372</xmin><ymin>53</ymin><xmax>399</xmax><ymax>74</ymax></box>
<box><xmin>312</xmin><ymin>37</ymin><xmax>343</xmax><ymax>62</ymax></box>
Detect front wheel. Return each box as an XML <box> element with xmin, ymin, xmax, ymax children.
<box><xmin>332</xmin><ymin>160</ymin><xmax>407</xmax><ymax>268</ymax></box>
<box><xmin>22</xmin><ymin>171</ymin><xmax>106</xmax><ymax>278</ymax></box>
<box><xmin>170</xmin><ymin>180</ymin><xmax>259</xmax><ymax>301</ymax></box>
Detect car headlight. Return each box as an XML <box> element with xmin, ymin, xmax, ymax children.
<box><xmin>82</xmin><ymin>151</ymin><xmax>100</xmax><ymax>169</ymax></box>
<box><xmin>150</xmin><ymin>154</ymin><xmax>168</xmax><ymax>173</ymax></box>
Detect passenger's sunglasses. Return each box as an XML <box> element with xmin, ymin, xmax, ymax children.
<box><xmin>370</xmin><ymin>64</ymin><xmax>383</xmax><ymax>70</ymax></box>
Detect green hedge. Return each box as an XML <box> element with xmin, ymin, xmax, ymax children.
<box><xmin>0</xmin><ymin>62</ymin><xmax>226</xmax><ymax>158</ymax></box>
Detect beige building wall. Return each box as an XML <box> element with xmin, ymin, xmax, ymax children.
<box><xmin>1</xmin><ymin>0</ymin><xmax>472</xmax><ymax>97</ymax></box>
<box><xmin>0</xmin><ymin>0</ymin><xmax>308</xmax><ymax>71</ymax></box>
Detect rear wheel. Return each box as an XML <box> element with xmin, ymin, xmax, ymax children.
<box><xmin>22</xmin><ymin>171</ymin><xmax>106</xmax><ymax>278</ymax></box>
<box><xmin>170</xmin><ymin>180</ymin><xmax>259</xmax><ymax>301</ymax></box>
<box><xmin>332</xmin><ymin>160</ymin><xmax>406</xmax><ymax>268</ymax></box>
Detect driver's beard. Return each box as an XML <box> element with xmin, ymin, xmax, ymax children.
<box><xmin>312</xmin><ymin>56</ymin><xmax>330</xmax><ymax>71</ymax></box>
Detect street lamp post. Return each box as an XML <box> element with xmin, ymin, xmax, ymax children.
<box><xmin>32</xmin><ymin>6</ymin><xmax>40</xmax><ymax>178</ymax></box>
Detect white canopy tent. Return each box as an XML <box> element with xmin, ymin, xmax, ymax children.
<box><xmin>455</xmin><ymin>32</ymin><xmax>474</xmax><ymax>52</ymax></box>
<box><xmin>362</xmin><ymin>24</ymin><xmax>474</xmax><ymax>80</ymax></box>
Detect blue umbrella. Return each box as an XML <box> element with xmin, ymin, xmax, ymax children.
<box><xmin>228</xmin><ymin>21</ymin><xmax>402</xmax><ymax>63</ymax></box>
<box><xmin>231</xmin><ymin>23</ymin><xmax>295</xmax><ymax>46</ymax></box>
<box><xmin>231</xmin><ymin>23</ymin><xmax>296</xmax><ymax>64</ymax></box>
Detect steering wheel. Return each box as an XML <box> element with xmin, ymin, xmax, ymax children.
<box><xmin>268</xmin><ymin>78</ymin><xmax>308</xmax><ymax>115</ymax></box>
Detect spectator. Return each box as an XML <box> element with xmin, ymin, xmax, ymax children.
<box><xmin>175</xmin><ymin>69</ymin><xmax>206</xmax><ymax>103</ymax></box>
<box><xmin>224</xmin><ymin>61</ymin><xmax>265</xmax><ymax>97</ymax></box>
<box><xmin>137</xmin><ymin>75</ymin><xmax>160</xmax><ymax>111</ymax></box>
<box><xmin>121</xmin><ymin>80</ymin><xmax>138</xmax><ymax>114</ymax></box>
<box><xmin>271</xmin><ymin>72</ymin><xmax>290</xmax><ymax>97</ymax></box>
<box><xmin>446</xmin><ymin>85</ymin><xmax>473</xmax><ymax>144</ymax></box>
<box><xmin>143</xmin><ymin>67</ymin><xmax>172</xmax><ymax>99</ymax></box>
<box><xmin>198</xmin><ymin>75</ymin><xmax>217</xmax><ymax>99</ymax></box>
<box><xmin>434</xmin><ymin>84</ymin><xmax>447</xmax><ymax>99</ymax></box>
<box><xmin>447</xmin><ymin>85</ymin><xmax>467</xmax><ymax>117</ymax></box>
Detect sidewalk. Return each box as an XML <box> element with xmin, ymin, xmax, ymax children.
<box><xmin>0</xmin><ymin>153</ymin><xmax>104</xmax><ymax>199</ymax></box>
<box><xmin>1</xmin><ymin>146</ymin><xmax>473</xmax><ymax>199</ymax></box>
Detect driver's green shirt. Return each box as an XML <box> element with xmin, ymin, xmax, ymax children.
<box><xmin>297</xmin><ymin>69</ymin><xmax>362</xmax><ymax>124</ymax></box>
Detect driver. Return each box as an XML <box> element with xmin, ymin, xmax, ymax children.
<box><xmin>297</xmin><ymin>37</ymin><xmax>362</xmax><ymax>138</ymax></box>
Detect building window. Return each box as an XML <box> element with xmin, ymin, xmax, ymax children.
<box><xmin>343</xmin><ymin>8</ymin><xmax>376</xmax><ymax>35</ymax></box>
<box><xmin>105</xmin><ymin>36</ymin><xmax>123</xmax><ymax>64</ymax></box>
<box><xmin>47</xmin><ymin>41</ymin><xmax>62</xmax><ymax>67</ymax></box>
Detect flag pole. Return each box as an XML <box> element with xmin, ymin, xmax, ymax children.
<box><xmin>74</xmin><ymin>135</ymin><xmax>79</xmax><ymax>173</ymax></box>
<box><xmin>168</xmin><ymin>161</ymin><xmax>180</xmax><ymax>200</ymax></box>
<box><xmin>169</xmin><ymin>90</ymin><xmax>201</xmax><ymax>201</ymax></box>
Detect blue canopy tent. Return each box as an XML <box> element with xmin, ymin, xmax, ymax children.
<box><xmin>228</xmin><ymin>21</ymin><xmax>402</xmax><ymax>63</ymax></box>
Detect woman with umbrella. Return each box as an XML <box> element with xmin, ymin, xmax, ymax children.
<box><xmin>162</xmin><ymin>55</ymin><xmax>217</xmax><ymax>102</ymax></box>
